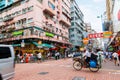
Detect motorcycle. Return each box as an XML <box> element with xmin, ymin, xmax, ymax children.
<box><xmin>73</xmin><ymin>55</ymin><xmax>100</xmax><ymax>72</ymax></box>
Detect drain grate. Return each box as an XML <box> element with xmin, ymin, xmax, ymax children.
<box><xmin>38</xmin><ymin>72</ymin><xmax>49</xmax><ymax>75</ymax></box>
<box><xmin>72</xmin><ymin>76</ymin><xmax>86</xmax><ymax>80</ymax></box>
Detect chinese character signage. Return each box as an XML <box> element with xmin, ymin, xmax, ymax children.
<box><xmin>88</xmin><ymin>31</ymin><xmax>112</xmax><ymax>38</ymax></box>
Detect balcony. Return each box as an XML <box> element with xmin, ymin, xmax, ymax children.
<box><xmin>43</xmin><ymin>0</ymin><xmax>56</xmax><ymax>16</ymax></box>
<box><xmin>60</xmin><ymin>17</ymin><xmax>71</xmax><ymax>27</ymax></box>
<box><xmin>43</xmin><ymin>8</ymin><xmax>56</xmax><ymax>16</ymax></box>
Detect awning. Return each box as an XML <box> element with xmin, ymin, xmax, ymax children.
<box><xmin>32</xmin><ymin>42</ymin><xmax>54</xmax><ymax>48</ymax></box>
<box><xmin>49</xmin><ymin>47</ymin><xmax>58</xmax><ymax>50</ymax></box>
<box><xmin>61</xmin><ymin>46</ymin><xmax>67</xmax><ymax>48</ymax></box>
<box><xmin>41</xmin><ymin>43</ymin><xmax>54</xmax><ymax>48</ymax></box>
<box><xmin>107</xmin><ymin>33</ymin><xmax>118</xmax><ymax>47</ymax></box>
<box><xmin>12</xmin><ymin>44</ymin><xmax>21</xmax><ymax>47</ymax></box>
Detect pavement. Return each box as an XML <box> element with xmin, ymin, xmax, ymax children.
<box><xmin>13</xmin><ymin>58</ymin><xmax>120</xmax><ymax>80</ymax></box>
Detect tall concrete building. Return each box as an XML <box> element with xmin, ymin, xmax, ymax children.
<box><xmin>69</xmin><ymin>0</ymin><xmax>85</xmax><ymax>48</ymax></box>
<box><xmin>85</xmin><ymin>23</ymin><xmax>99</xmax><ymax>50</ymax></box>
<box><xmin>0</xmin><ymin>0</ymin><xmax>71</xmax><ymax>53</ymax></box>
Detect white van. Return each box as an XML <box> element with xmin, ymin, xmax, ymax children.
<box><xmin>0</xmin><ymin>45</ymin><xmax>15</xmax><ymax>80</ymax></box>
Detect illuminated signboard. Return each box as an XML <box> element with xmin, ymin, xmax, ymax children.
<box><xmin>0</xmin><ymin>0</ymin><xmax>14</xmax><ymax>10</ymax></box>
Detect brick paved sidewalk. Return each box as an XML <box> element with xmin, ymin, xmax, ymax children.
<box><xmin>13</xmin><ymin>58</ymin><xmax>120</xmax><ymax>80</ymax></box>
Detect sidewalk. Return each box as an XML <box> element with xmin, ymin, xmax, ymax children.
<box><xmin>102</xmin><ymin>60</ymin><xmax>120</xmax><ymax>71</ymax></box>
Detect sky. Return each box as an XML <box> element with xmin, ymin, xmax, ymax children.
<box><xmin>76</xmin><ymin>0</ymin><xmax>106</xmax><ymax>32</ymax></box>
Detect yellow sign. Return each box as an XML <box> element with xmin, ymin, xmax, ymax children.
<box><xmin>103</xmin><ymin>31</ymin><xmax>112</xmax><ymax>38</ymax></box>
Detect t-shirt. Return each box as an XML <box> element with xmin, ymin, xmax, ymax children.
<box><xmin>85</xmin><ymin>51</ymin><xmax>91</xmax><ymax>57</ymax></box>
<box><xmin>112</xmin><ymin>52</ymin><xmax>118</xmax><ymax>58</ymax></box>
<box><xmin>37</xmin><ymin>53</ymin><xmax>42</xmax><ymax>58</ymax></box>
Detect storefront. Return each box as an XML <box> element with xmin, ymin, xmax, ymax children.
<box><xmin>0</xmin><ymin>26</ymin><xmax>71</xmax><ymax>56</ymax></box>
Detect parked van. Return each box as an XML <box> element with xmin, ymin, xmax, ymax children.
<box><xmin>0</xmin><ymin>45</ymin><xmax>15</xmax><ymax>80</ymax></box>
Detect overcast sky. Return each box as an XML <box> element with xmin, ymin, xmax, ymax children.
<box><xmin>76</xmin><ymin>0</ymin><xmax>106</xmax><ymax>32</ymax></box>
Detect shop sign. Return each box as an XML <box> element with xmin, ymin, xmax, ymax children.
<box><xmin>88</xmin><ymin>31</ymin><xmax>112</xmax><ymax>38</ymax></box>
<box><xmin>88</xmin><ymin>33</ymin><xmax>103</xmax><ymax>38</ymax></box>
<box><xmin>12</xmin><ymin>30</ymin><xmax>23</xmax><ymax>36</ymax></box>
<box><xmin>45</xmin><ymin>32</ymin><xmax>54</xmax><ymax>37</ymax></box>
<box><xmin>103</xmin><ymin>31</ymin><xmax>112</xmax><ymax>38</ymax></box>
<box><xmin>83</xmin><ymin>38</ymin><xmax>89</xmax><ymax>45</ymax></box>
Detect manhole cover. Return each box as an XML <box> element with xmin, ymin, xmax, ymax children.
<box><xmin>38</xmin><ymin>72</ymin><xmax>49</xmax><ymax>75</ymax></box>
<box><xmin>72</xmin><ymin>76</ymin><xmax>86</xmax><ymax>80</ymax></box>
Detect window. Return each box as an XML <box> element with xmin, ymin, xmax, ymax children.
<box><xmin>28</xmin><ymin>18</ymin><xmax>33</xmax><ymax>23</ymax></box>
<box><xmin>48</xmin><ymin>1</ymin><xmax>55</xmax><ymax>10</ymax></box>
<box><xmin>70</xmin><ymin>28</ymin><xmax>74</xmax><ymax>31</ymax></box>
<box><xmin>0</xmin><ymin>47</ymin><xmax>11</xmax><ymax>59</ymax></box>
<box><xmin>37</xmin><ymin>0</ymin><xmax>43</xmax><ymax>3</ymax></box>
<box><xmin>71</xmin><ymin>17</ymin><xmax>74</xmax><ymax>20</ymax></box>
<box><xmin>71</xmin><ymin>34</ymin><xmax>74</xmax><ymax>37</ymax></box>
<box><xmin>59</xmin><ymin>29</ymin><xmax>61</xmax><ymax>33</ymax></box>
<box><xmin>28</xmin><ymin>6</ymin><xmax>33</xmax><ymax>11</ymax></box>
<box><xmin>22</xmin><ymin>8</ymin><xmax>27</xmax><ymax>14</ymax></box>
<box><xmin>56</xmin><ymin>28</ymin><xmax>58</xmax><ymax>32</ymax></box>
<box><xmin>8</xmin><ymin>0</ymin><xmax>12</xmax><ymax>2</ymax></box>
<box><xmin>71</xmin><ymin>22</ymin><xmax>74</xmax><ymax>26</ymax></box>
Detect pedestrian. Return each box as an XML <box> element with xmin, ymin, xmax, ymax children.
<box><xmin>117</xmin><ymin>49</ymin><xmax>120</xmax><ymax>61</ymax></box>
<box><xmin>47</xmin><ymin>52</ymin><xmax>51</xmax><ymax>60</ymax></box>
<box><xmin>112</xmin><ymin>51</ymin><xmax>119</xmax><ymax>66</ymax></box>
<box><xmin>105</xmin><ymin>51</ymin><xmax>109</xmax><ymax>59</ymax></box>
<box><xmin>97</xmin><ymin>49</ymin><xmax>103</xmax><ymax>68</ymax></box>
<box><xmin>36</xmin><ymin>51</ymin><xmax>42</xmax><ymax>63</ymax></box>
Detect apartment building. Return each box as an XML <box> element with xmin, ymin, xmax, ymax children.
<box><xmin>0</xmin><ymin>0</ymin><xmax>71</xmax><ymax>53</ymax></box>
<box><xmin>69</xmin><ymin>0</ymin><xmax>85</xmax><ymax>48</ymax></box>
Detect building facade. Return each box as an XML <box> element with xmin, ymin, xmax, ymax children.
<box><xmin>0</xmin><ymin>0</ymin><xmax>71</xmax><ymax>53</ymax></box>
<box><xmin>69</xmin><ymin>0</ymin><xmax>84</xmax><ymax>48</ymax></box>
<box><xmin>107</xmin><ymin>0</ymin><xmax>120</xmax><ymax>50</ymax></box>
<box><xmin>85</xmin><ymin>23</ymin><xmax>99</xmax><ymax>50</ymax></box>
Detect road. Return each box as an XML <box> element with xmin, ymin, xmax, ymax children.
<box><xmin>13</xmin><ymin>58</ymin><xmax>120</xmax><ymax>80</ymax></box>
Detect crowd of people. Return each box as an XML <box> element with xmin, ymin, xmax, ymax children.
<box><xmin>15</xmin><ymin>50</ymin><xmax>70</xmax><ymax>63</ymax></box>
<box><xmin>14</xmin><ymin>48</ymin><xmax>120</xmax><ymax>66</ymax></box>
<box><xmin>72</xmin><ymin>48</ymin><xmax>120</xmax><ymax>67</ymax></box>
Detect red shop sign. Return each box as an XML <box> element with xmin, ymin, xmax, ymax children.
<box><xmin>88</xmin><ymin>33</ymin><xmax>103</xmax><ymax>38</ymax></box>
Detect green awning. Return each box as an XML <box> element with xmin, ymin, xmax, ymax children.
<box><xmin>12</xmin><ymin>44</ymin><xmax>21</xmax><ymax>47</ymax></box>
<box><xmin>32</xmin><ymin>42</ymin><xmax>40</xmax><ymax>46</ymax></box>
<box><xmin>32</xmin><ymin>42</ymin><xmax>54</xmax><ymax>48</ymax></box>
<box><xmin>41</xmin><ymin>43</ymin><xmax>54</xmax><ymax>48</ymax></box>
